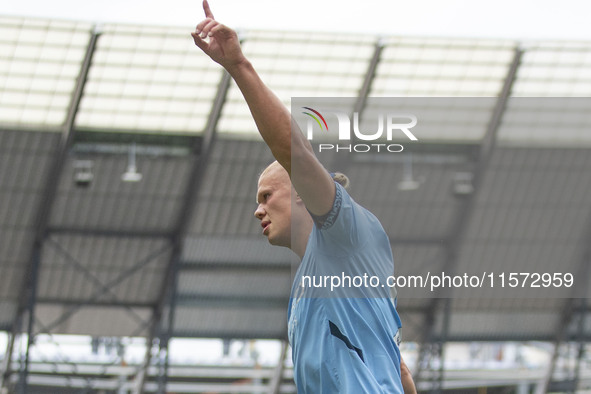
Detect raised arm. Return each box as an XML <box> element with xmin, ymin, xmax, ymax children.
<box><xmin>192</xmin><ymin>0</ymin><xmax>335</xmax><ymax>216</ymax></box>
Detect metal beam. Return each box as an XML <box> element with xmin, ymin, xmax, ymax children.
<box><xmin>44</xmin><ymin>237</ymin><xmax>150</xmax><ymax>327</ymax></box>
<box><xmin>540</xmin><ymin>213</ymin><xmax>591</xmax><ymax>394</ymax></box>
<box><xmin>154</xmin><ymin>341</ymin><xmax>168</xmax><ymax>394</ymax></box>
<box><xmin>148</xmin><ymin>328</ymin><xmax>591</xmax><ymax>343</ymax></box>
<box><xmin>175</xmin><ymin>294</ymin><xmax>289</xmax><ymax>309</ymax></box>
<box><xmin>429</xmin><ymin>333</ymin><xmax>591</xmax><ymax>343</ymax></box>
<box><xmin>132</xmin><ymin>334</ymin><xmax>157</xmax><ymax>394</ymax></box>
<box><xmin>572</xmin><ymin>299</ymin><xmax>588</xmax><ymax>393</ymax></box>
<box><xmin>40</xmin><ymin>27</ymin><xmax>101</xmax><ymax>239</ymax></box>
<box><xmin>15</xmin><ymin>248</ymin><xmax>41</xmax><ymax>394</ymax></box>
<box><xmin>568</xmin><ymin>221</ymin><xmax>591</xmax><ymax>393</ymax></box>
<box><xmin>354</xmin><ymin>38</ymin><xmax>384</xmax><ymax>116</ymax></box>
<box><xmin>39</xmin><ymin>243</ymin><xmax>170</xmax><ymax>335</ymax></box>
<box><xmin>0</xmin><ymin>124</ymin><xmax>62</xmax><ymax>133</ymax></box>
<box><xmin>539</xmin><ymin>339</ymin><xmax>565</xmax><ymax>394</ymax></box>
<box><xmin>390</xmin><ymin>236</ymin><xmax>447</xmax><ymax>246</ymax></box>
<box><xmin>133</xmin><ymin>68</ymin><xmax>233</xmax><ymax>394</ymax></box>
<box><xmin>5</xmin><ymin>27</ymin><xmax>102</xmax><ymax>394</ymax></box>
<box><xmin>268</xmin><ymin>340</ymin><xmax>288</xmax><ymax>394</ymax></box>
<box><xmin>35</xmin><ymin>299</ymin><xmax>154</xmax><ymax>309</ymax></box>
<box><xmin>172</xmin><ymin>330</ymin><xmax>288</xmax><ymax>341</ymax></box>
<box><xmin>0</xmin><ymin>332</ymin><xmax>16</xmax><ymax>389</ymax></box>
<box><xmin>179</xmin><ymin>261</ymin><xmax>291</xmax><ymax>272</ymax></box>
<box><xmin>334</xmin><ymin>38</ymin><xmax>384</xmax><ymax>172</ymax></box>
<box><xmin>444</xmin><ymin>45</ymin><xmax>524</xmax><ymax>280</ymax></box>
<box><xmin>47</xmin><ymin>226</ymin><xmax>170</xmax><ymax>239</ymax></box>
<box><xmin>415</xmin><ymin>47</ymin><xmax>524</xmax><ymax>390</ymax></box>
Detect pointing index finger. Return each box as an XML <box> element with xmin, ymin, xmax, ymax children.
<box><xmin>203</xmin><ymin>0</ymin><xmax>215</xmax><ymax>19</ymax></box>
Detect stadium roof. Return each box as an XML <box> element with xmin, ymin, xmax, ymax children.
<box><xmin>1</xmin><ymin>16</ymin><xmax>590</xmax><ymax>353</ymax></box>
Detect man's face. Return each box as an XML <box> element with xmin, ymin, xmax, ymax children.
<box><xmin>254</xmin><ymin>164</ymin><xmax>293</xmax><ymax>248</ymax></box>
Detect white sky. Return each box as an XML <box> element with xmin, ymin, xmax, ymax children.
<box><xmin>1</xmin><ymin>0</ymin><xmax>591</xmax><ymax>42</ymax></box>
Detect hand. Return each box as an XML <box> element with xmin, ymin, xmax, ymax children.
<box><xmin>400</xmin><ymin>357</ymin><xmax>417</xmax><ymax>394</ymax></box>
<box><xmin>191</xmin><ymin>0</ymin><xmax>246</xmax><ymax>70</ymax></box>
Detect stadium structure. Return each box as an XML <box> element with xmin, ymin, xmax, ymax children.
<box><xmin>0</xmin><ymin>15</ymin><xmax>590</xmax><ymax>393</ymax></box>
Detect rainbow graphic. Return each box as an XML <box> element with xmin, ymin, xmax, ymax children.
<box><xmin>302</xmin><ymin>107</ymin><xmax>329</xmax><ymax>132</ymax></box>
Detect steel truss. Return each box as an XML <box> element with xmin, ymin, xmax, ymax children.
<box><xmin>414</xmin><ymin>46</ymin><xmax>524</xmax><ymax>392</ymax></box>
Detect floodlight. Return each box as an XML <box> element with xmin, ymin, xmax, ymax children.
<box><xmin>122</xmin><ymin>142</ymin><xmax>142</xmax><ymax>182</ymax></box>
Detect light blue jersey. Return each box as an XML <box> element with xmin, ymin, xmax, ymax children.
<box><xmin>288</xmin><ymin>182</ymin><xmax>403</xmax><ymax>393</ymax></box>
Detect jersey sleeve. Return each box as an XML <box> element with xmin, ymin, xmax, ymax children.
<box><xmin>309</xmin><ymin>182</ymin><xmax>382</xmax><ymax>249</ymax></box>
<box><xmin>308</xmin><ymin>181</ymin><xmax>395</xmax><ymax>291</ymax></box>
<box><xmin>310</xmin><ymin>181</ymin><xmax>344</xmax><ymax>231</ymax></box>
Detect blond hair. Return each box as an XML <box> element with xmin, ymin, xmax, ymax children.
<box><xmin>330</xmin><ymin>172</ymin><xmax>350</xmax><ymax>190</ymax></box>
<box><xmin>260</xmin><ymin>162</ymin><xmax>350</xmax><ymax>190</ymax></box>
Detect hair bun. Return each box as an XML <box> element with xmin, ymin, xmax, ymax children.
<box><xmin>331</xmin><ymin>172</ymin><xmax>350</xmax><ymax>190</ymax></box>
